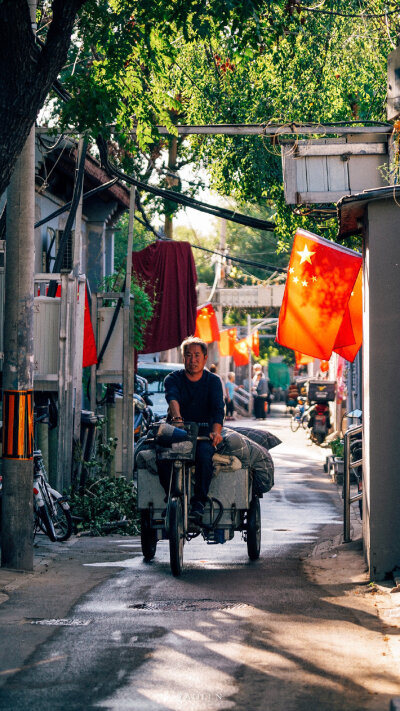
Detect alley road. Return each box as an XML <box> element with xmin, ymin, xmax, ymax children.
<box><xmin>0</xmin><ymin>404</ymin><xmax>399</xmax><ymax>710</ymax></box>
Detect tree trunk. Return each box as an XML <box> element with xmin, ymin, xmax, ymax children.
<box><xmin>0</xmin><ymin>0</ymin><xmax>86</xmax><ymax>195</ymax></box>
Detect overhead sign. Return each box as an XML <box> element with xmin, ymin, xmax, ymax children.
<box><xmin>216</xmin><ymin>285</ymin><xmax>285</xmax><ymax>308</ymax></box>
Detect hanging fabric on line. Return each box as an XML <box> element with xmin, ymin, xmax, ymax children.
<box><xmin>132</xmin><ymin>240</ymin><xmax>197</xmax><ymax>354</ymax></box>
<box><xmin>276</xmin><ymin>229</ymin><xmax>362</xmax><ymax>362</ymax></box>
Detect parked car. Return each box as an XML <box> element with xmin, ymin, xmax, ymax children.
<box><xmin>136</xmin><ymin>362</ymin><xmax>183</xmax><ymax>418</ymax></box>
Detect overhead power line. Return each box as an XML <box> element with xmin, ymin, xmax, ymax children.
<box><xmin>189</xmin><ymin>243</ymin><xmax>287</xmax><ymax>274</ymax></box>
<box><xmin>96</xmin><ymin>135</ymin><xmax>276</xmax><ymax>232</ymax></box>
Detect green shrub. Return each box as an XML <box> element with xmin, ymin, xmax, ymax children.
<box><xmin>70</xmin><ymin>476</ymin><xmax>140</xmax><ymax>536</ymax></box>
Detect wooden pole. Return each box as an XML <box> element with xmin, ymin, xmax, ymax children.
<box><xmin>1</xmin><ymin>0</ymin><xmax>37</xmax><ymax>571</ymax></box>
<box><xmin>121</xmin><ymin>186</ymin><xmax>135</xmax><ymax>478</ymax></box>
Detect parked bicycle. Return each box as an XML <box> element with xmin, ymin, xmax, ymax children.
<box><xmin>0</xmin><ymin>449</ymin><xmax>72</xmax><ymax>542</ymax></box>
<box><xmin>0</xmin><ymin>410</ymin><xmax>73</xmax><ymax>542</ymax></box>
<box><xmin>290</xmin><ymin>396</ymin><xmax>310</xmax><ymax>432</ymax></box>
<box><xmin>33</xmin><ymin>448</ymin><xmax>72</xmax><ymax>541</ymax></box>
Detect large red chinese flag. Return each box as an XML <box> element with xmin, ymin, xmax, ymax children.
<box><xmin>233</xmin><ymin>338</ymin><xmax>249</xmax><ymax>366</ymax></box>
<box><xmin>83</xmin><ymin>285</ymin><xmax>98</xmax><ymax>368</ymax></box>
<box><xmin>194</xmin><ymin>303</ymin><xmax>220</xmax><ymax>343</ymax></box>
<box><xmin>277</xmin><ymin>229</ymin><xmax>362</xmax><ymax>360</ymax></box>
<box><xmin>334</xmin><ymin>267</ymin><xmax>362</xmax><ymax>362</ymax></box>
<box><xmin>218</xmin><ymin>327</ymin><xmax>237</xmax><ymax>356</ymax></box>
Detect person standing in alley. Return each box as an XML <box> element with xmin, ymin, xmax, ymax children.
<box><xmin>253</xmin><ymin>370</ymin><xmax>269</xmax><ymax>419</ymax></box>
<box><xmin>225</xmin><ymin>371</ymin><xmax>237</xmax><ymax>420</ymax></box>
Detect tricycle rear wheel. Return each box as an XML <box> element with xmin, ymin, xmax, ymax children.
<box><xmin>140</xmin><ymin>510</ymin><xmax>157</xmax><ymax>561</ymax></box>
<box><xmin>169</xmin><ymin>498</ymin><xmax>184</xmax><ymax>576</ymax></box>
<box><xmin>247</xmin><ymin>496</ymin><xmax>261</xmax><ymax>560</ymax></box>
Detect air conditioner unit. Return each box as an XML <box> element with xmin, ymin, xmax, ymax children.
<box><xmin>97</xmin><ymin>306</ymin><xmax>123</xmax><ymax>374</ymax></box>
<box><xmin>33</xmin><ymin>296</ymin><xmax>60</xmax><ymax>376</ymax></box>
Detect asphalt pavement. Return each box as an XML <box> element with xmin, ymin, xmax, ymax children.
<box><xmin>0</xmin><ymin>403</ymin><xmax>400</xmax><ymax>710</ymax></box>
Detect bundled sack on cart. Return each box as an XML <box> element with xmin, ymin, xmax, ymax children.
<box><xmin>215</xmin><ymin>427</ymin><xmax>275</xmax><ymax>495</ymax></box>
<box><xmin>229</xmin><ymin>427</ymin><xmax>281</xmax><ymax>452</ymax></box>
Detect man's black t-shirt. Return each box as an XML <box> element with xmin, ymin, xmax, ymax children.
<box><xmin>164</xmin><ymin>369</ymin><xmax>224</xmax><ymax>427</ymax></box>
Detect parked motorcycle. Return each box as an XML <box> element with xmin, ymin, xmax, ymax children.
<box><xmin>306</xmin><ymin>380</ymin><xmax>336</xmax><ymax>446</ymax></box>
<box><xmin>134</xmin><ymin>375</ymin><xmax>155</xmax><ymax>439</ymax></box>
<box><xmin>307</xmin><ymin>402</ymin><xmax>331</xmax><ymax>445</ymax></box>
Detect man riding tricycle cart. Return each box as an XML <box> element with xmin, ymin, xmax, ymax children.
<box><xmin>136</xmin><ymin>337</ymin><xmax>279</xmax><ymax>576</ymax></box>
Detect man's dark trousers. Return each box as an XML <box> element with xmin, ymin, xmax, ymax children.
<box><xmin>158</xmin><ymin>439</ymin><xmax>215</xmax><ymax>503</ymax></box>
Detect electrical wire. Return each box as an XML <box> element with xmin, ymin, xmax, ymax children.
<box><xmin>189</xmin><ymin>243</ymin><xmax>287</xmax><ymax>274</ymax></box>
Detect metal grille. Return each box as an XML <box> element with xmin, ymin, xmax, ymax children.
<box><xmin>129</xmin><ymin>600</ymin><xmax>247</xmax><ymax>612</ymax></box>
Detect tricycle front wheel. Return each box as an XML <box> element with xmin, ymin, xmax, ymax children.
<box><xmin>247</xmin><ymin>497</ymin><xmax>261</xmax><ymax>560</ymax></box>
<box><xmin>169</xmin><ymin>498</ymin><xmax>184</xmax><ymax>576</ymax></box>
<box><xmin>140</xmin><ymin>510</ymin><xmax>157</xmax><ymax>561</ymax></box>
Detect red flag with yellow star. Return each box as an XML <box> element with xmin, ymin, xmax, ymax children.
<box><xmin>246</xmin><ymin>330</ymin><xmax>260</xmax><ymax>357</ymax></box>
<box><xmin>194</xmin><ymin>303</ymin><xmax>220</xmax><ymax>343</ymax></box>
<box><xmin>233</xmin><ymin>338</ymin><xmax>249</xmax><ymax>366</ymax></box>
<box><xmin>334</xmin><ymin>267</ymin><xmax>362</xmax><ymax>362</ymax></box>
<box><xmin>218</xmin><ymin>327</ymin><xmax>237</xmax><ymax>356</ymax></box>
<box><xmin>277</xmin><ymin>230</ymin><xmax>362</xmax><ymax>360</ymax></box>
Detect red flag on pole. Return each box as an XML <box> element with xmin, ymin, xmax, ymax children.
<box><xmin>194</xmin><ymin>303</ymin><xmax>220</xmax><ymax>343</ymax></box>
<box><xmin>82</xmin><ymin>285</ymin><xmax>98</xmax><ymax>368</ymax></box>
<box><xmin>218</xmin><ymin>327</ymin><xmax>237</xmax><ymax>356</ymax></box>
<box><xmin>233</xmin><ymin>338</ymin><xmax>250</xmax><ymax>366</ymax></box>
<box><xmin>294</xmin><ymin>351</ymin><xmax>314</xmax><ymax>367</ymax></box>
<box><xmin>277</xmin><ymin>229</ymin><xmax>362</xmax><ymax>360</ymax></box>
<box><xmin>334</xmin><ymin>267</ymin><xmax>362</xmax><ymax>362</ymax></box>
<box><xmin>246</xmin><ymin>330</ymin><xmax>259</xmax><ymax>357</ymax></box>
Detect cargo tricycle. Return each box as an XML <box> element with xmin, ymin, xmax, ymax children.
<box><xmin>136</xmin><ymin>422</ymin><xmax>261</xmax><ymax>576</ymax></box>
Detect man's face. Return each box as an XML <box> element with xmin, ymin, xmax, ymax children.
<box><xmin>184</xmin><ymin>344</ymin><xmax>207</xmax><ymax>376</ymax></box>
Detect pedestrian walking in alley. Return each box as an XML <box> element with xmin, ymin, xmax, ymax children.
<box><xmin>253</xmin><ymin>370</ymin><xmax>269</xmax><ymax>419</ymax></box>
<box><xmin>225</xmin><ymin>371</ymin><xmax>238</xmax><ymax>420</ymax></box>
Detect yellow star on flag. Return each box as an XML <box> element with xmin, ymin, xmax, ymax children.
<box><xmin>312</xmin><ymin>275</ymin><xmax>318</xmax><ymax>282</ymax></box>
<box><xmin>289</xmin><ymin>267</ymin><xmax>294</xmax><ymax>274</ymax></box>
<box><xmin>293</xmin><ymin>276</ymin><xmax>299</xmax><ymax>284</ymax></box>
<box><xmin>297</xmin><ymin>244</ymin><xmax>316</xmax><ymax>264</ymax></box>
<box><xmin>302</xmin><ymin>280</ymin><xmax>308</xmax><ymax>287</ymax></box>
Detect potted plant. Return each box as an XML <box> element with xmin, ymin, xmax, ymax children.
<box><xmin>330</xmin><ymin>438</ymin><xmax>344</xmax><ymax>482</ymax></box>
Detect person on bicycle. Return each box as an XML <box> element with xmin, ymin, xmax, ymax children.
<box><xmin>160</xmin><ymin>336</ymin><xmax>224</xmax><ymax>522</ymax></box>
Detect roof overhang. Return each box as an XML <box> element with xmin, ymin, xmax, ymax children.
<box><xmin>337</xmin><ymin>186</ymin><xmax>400</xmax><ymax>239</ymax></box>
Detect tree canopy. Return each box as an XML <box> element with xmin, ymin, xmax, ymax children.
<box><xmin>1</xmin><ymin>1</ymin><xmax>398</xmax><ymax>251</ymax></box>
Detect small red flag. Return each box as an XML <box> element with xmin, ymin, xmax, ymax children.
<box><xmin>294</xmin><ymin>351</ymin><xmax>314</xmax><ymax>367</ymax></box>
<box><xmin>218</xmin><ymin>327</ymin><xmax>237</xmax><ymax>356</ymax></box>
<box><xmin>82</xmin><ymin>285</ymin><xmax>97</xmax><ymax>368</ymax></box>
<box><xmin>194</xmin><ymin>303</ymin><xmax>220</xmax><ymax>343</ymax></box>
<box><xmin>334</xmin><ymin>267</ymin><xmax>362</xmax><ymax>363</ymax></box>
<box><xmin>277</xmin><ymin>229</ymin><xmax>362</xmax><ymax>360</ymax></box>
<box><xmin>233</xmin><ymin>338</ymin><xmax>250</xmax><ymax>366</ymax></box>
<box><xmin>246</xmin><ymin>330</ymin><xmax>259</xmax><ymax>357</ymax></box>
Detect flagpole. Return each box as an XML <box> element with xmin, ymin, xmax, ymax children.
<box><xmin>247</xmin><ymin>313</ymin><xmax>253</xmax><ymax>416</ymax></box>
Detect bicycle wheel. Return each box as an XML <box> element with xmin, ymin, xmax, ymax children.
<box><xmin>140</xmin><ymin>510</ymin><xmax>157</xmax><ymax>561</ymax></box>
<box><xmin>169</xmin><ymin>498</ymin><xmax>184</xmax><ymax>576</ymax></box>
<box><xmin>36</xmin><ymin>485</ymin><xmax>56</xmax><ymax>542</ymax></box>
<box><xmin>247</xmin><ymin>496</ymin><xmax>261</xmax><ymax>560</ymax></box>
<box><xmin>290</xmin><ymin>412</ymin><xmax>300</xmax><ymax>432</ymax></box>
<box><xmin>51</xmin><ymin>499</ymin><xmax>73</xmax><ymax>541</ymax></box>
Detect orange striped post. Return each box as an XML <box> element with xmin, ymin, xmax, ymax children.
<box><xmin>2</xmin><ymin>390</ymin><xmax>34</xmax><ymax>460</ymax></box>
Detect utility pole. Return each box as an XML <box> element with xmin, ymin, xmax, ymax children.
<box><xmin>1</xmin><ymin>0</ymin><xmax>37</xmax><ymax>571</ymax></box>
<box><xmin>164</xmin><ymin>136</ymin><xmax>178</xmax><ymax>239</ymax></box>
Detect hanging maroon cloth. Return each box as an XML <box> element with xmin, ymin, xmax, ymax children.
<box><xmin>132</xmin><ymin>240</ymin><xmax>198</xmax><ymax>354</ymax></box>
